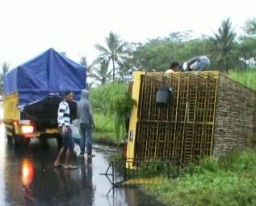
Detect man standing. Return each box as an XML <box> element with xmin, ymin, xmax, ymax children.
<box><xmin>77</xmin><ymin>89</ymin><xmax>95</xmax><ymax>158</ymax></box>
<box><xmin>54</xmin><ymin>90</ymin><xmax>77</xmax><ymax>169</ymax></box>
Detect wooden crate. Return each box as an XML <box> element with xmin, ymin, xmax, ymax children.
<box><xmin>126</xmin><ymin>71</ymin><xmax>256</xmax><ymax>166</ymax></box>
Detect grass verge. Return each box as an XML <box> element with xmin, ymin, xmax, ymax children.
<box><xmin>143</xmin><ymin>147</ymin><xmax>256</xmax><ymax>206</ymax></box>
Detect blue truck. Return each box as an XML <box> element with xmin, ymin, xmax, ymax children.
<box><xmin>3</xmin><ymin>48</ymin><xmax>86</xmax><ymax>145</ymax></box>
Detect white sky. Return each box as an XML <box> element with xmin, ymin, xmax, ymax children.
<box><xmin>0</xmin><ymin>0</ymin><xmax>255</xmax><ymax>69</ymax></box>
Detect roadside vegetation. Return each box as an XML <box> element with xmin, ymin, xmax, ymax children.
<box><xmin>144</xmin><ymin>147</ymin><xmax>256</xmax><ymax>206</ymax></box>
<box><xmin>228</xmin><ymin>69</ymin><xmax>256</xmax><ymax>90</ymax></box>
<box><xmin>91</xmin><ymin>82</ymin><xmax>133</xmax><ymax>145</ymax></box>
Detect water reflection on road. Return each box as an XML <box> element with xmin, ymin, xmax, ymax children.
<box><xmin>0</xmin><ymin>124</ymin><xmax>165</xmax><ymax>206</ymax></box>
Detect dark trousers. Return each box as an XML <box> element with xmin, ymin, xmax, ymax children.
<box><xmin>79</xmin><ymin>123</ymin><xmax>92</xmax><ymax>155</ymax></box>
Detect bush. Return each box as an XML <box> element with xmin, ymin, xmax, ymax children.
<box><xmin>90</xmin><ymin>82</ymin><xmax>134</xmax><ymax>143</ymax></box>
<box><xmin>144</xmin><ymin>148</ymin><xmax>256</xmax><ymax>206</ymax></box>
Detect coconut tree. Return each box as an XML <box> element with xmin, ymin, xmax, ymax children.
<box><xmin>2</xmin><ymin>61</ymin><xmax>9</xmax><ymax>74</ymax></box>
<box><xmin>94</xmin><ymin>32</ymin><xmax>128</xmax><ymax>81</ymax></box>
<box><xmin>79</xmin><ymin>56</ymin><xmax>90</xmax><ymax>87</ymax></box>
<box><xmin>90</xmin><ymin>61</ymin><xmax>112</xmax><ymax>85</ymax></box>
<box><xmin>238</xmin><ymin>18</ymin><xmax>256</xmax><ymax>68</ymax></box>
<box><xmin>210</xmin><ymin>18</ymin><xmax>236</xmax><ymax>71</ymax></box>
<box><xmin>244</xmin><ymin>18</ymin><xmax>256</xmax><ymax>36</ymax></box>
<box><xmin>80</xmin><ymin>56</ymin><xmax>87</xmax><ymax>67</ymax></box>
<box><xmin>0</xmin><ymin>61</ymin><xmax>10</xmax><ymax>94</ymax></box>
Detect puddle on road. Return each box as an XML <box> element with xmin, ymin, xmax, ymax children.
<box><xmin>0</xmin><ymin>124</ymin><xmax>165</xmax><ymax>206</ymax></box>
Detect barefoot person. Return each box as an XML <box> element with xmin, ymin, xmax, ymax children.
<box><xmin>54</xmin><ymin>90</ymin><xmax>77</xmax><ymax>169</ymax></box>
<box><xmin>77</xmin><ymin>89</ymin><xmax>95</xmax><ymax>158</ymax></box>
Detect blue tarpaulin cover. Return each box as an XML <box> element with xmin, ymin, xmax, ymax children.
<box><xmin>4</xmin><ymin>48</ymin><xmax>86</xmax><ymax>106</ymax></box>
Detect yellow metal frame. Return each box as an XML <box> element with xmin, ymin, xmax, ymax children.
<box><xmin>126</xmin><ymin>71</ymin><xmax>145</xmax><ymax>169</ymax></box>
<box><xmin>125</xmin><ymin>71</ymin><xmax>221</xmax><ymax>168</ymax></box>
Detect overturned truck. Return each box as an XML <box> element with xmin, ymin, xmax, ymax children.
<box><xmin>3</xmin><ymin>48</ymin><xmax>86</xmax><ymax>145</ymax></box>
<box><xmin>126</xmin><ymin>71</ymin><xmax>256</xmax><ymax>168</ymax></box>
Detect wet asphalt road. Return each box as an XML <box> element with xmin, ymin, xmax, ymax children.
<box><xmin>0</xmin><ymin>124</ymin><xmax>166</xmax><ymax>206</ymax></box>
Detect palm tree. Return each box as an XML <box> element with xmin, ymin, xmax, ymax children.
<box><xmin>94</xmin><ymin>32</ymin><xmax>128</xmax><ymax>81</ymax></box>
<box><xmin>210</xmin><ymin>18</ymin><xmax>236</xmax><ymax>71</ymax></box>
<box><xmin>2</xmin><ymin>61</ymin><xmax>9</xmax><ymax>74</ymax></box>
<box><xmin>90</xmin><ymin>61</ymin><xmax>112</xmax><ymax>85</ymax></box>
<box><xmin>80</xmin><ymin>56</ymin><xmax>87</xmax><ymax>67</ymax></box>
<box><xmin>79</xmin><ymin>56</ymin><xmax>91</xmax><ymax>83</ymax></box>
<box><xmin>0</xmin><ymin>61</ymin><xmax>10</xmax><ymax>94</ymax></box>
<box><xmin>117</xmin><ymin>56</ymin><xmax>135</xmax><ymax>82</ymax></box>
<box><xmin>243</xmin><ymin>18</ymin><xmax>256</xmax><ymax>36</ymax></box>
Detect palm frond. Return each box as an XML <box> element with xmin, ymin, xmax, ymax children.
<box><xmin>95</xmin><ymin>44</ymin><xmax>111</xmax><ymax>54</ymax></box>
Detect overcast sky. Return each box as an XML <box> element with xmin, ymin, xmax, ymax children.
<box><xmin>0</xmin><ymin>0</ymin><xmax>255</xmax><ymax>69</ymax></box>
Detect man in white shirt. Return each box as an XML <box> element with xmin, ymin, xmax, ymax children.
<box><xmin>54</xmin><ymin>90</ymin><xmax>77</xmax><ymax>169</ymax></box>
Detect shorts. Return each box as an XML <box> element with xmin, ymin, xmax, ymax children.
<box><xmin>59</xmin><ymin>126</ymin><xmax>74</xmax><ymax>150</ymax></box>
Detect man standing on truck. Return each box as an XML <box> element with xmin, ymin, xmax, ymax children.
<box><xmin>182</xmin><ymin>56</ymin><xmax>210</xmax><ymax>71</ymax></box>
<box><xmin>54</xmin><ymin>90</ymin><xmax>77</xmax><ymax>169</ymax></box>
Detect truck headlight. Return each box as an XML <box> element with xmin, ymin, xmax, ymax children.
<box><xmin>21</xmin><ymin>125</ymin><xmax>34</xmax><ymax>134</ymax></box>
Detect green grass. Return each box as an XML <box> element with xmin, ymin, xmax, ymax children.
<box><xmin>144</xmin><ymin>148</ymin><xmax>256</xmax><ymax>206</ymax></box>
<box><xmin>228</xmin><ymin>69</ymin><xmax>256</xmax><ymax>90</ymax></box>
<box><xmin>90</xmin><ymin>82</ymin><xmax>131</xmax><ymax>144</ymax></box>
<box><xmin>93</xmin><ymin>113</ymin><xmax>114</xmax><ymax>134</ymax></box>
<box><xmin>93</xmin><ymin>113</ymin><xmax>115</xmax><ymax>143</ymax></box>
<box><xmin>93</xmin><ymin>112</ymin><xmax>126</xmax><ymax>145</ymax></box>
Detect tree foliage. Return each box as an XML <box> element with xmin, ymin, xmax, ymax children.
<box><xmin>210</xmin><ymin>18</ymin><xmax>237</xmax><ymax>71</ymax></box>
<box><xmin>90</xmin><ymin>82</ymin><xmax>134</xmax><ymax>142</ymax></box>
<box><xmin>131</xmin><ymin>32</ymin><xmax>211</xmax><ymax>72</ymax></box>
<box><xmin>243</xmin><ymin>18</ymin><xmax>256</xmax><ymax>36</ymax></box>
<box><xmin>131</xmin><ymin>38</ymin><xmax>177</xmax><ymax>71</ymax></box>
<box><xmin>88</xmin><ymin>18</ymin><xmax>256</xmax><ymax>85</ymax></box>
<box><xmin>0</xmin><ymin>62</ymin><xmax>10</xmax><ymax>94</ymax></box>
<box><xmin>94</xmin><ymin>32</ymin><xmax>130</xmax><ymax>81</ymax></box>
<box><xmin>90</xmin><ymin>62</ymin><xmax>112</xmax><ymax>85</ymax></box>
